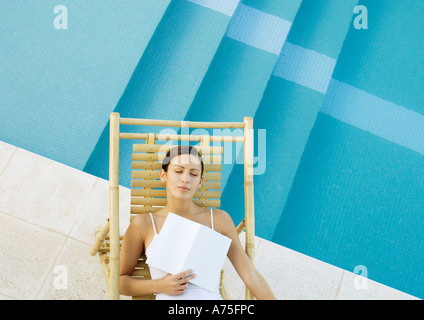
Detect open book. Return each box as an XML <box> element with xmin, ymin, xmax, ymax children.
<box><xmin>146</xmin><ymin>212</ymin><xmax>232</xmax><ymax>292</ymax></box>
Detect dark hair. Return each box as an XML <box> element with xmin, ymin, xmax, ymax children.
<box><xmin>162</xmin><ymin>145</ymin><xmax>204</xmax><ymax>177</ymax></box>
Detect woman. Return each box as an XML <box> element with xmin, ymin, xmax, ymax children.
<box><xmin>119</xmin><ymin>145</ymin><xmax>275</xmax><ymax>299</ymax></box>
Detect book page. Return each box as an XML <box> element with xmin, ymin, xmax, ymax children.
<box><xmin>145</xmin><ymin>213</ymin><xmax>200</xmax><ymax>275</ymax></box>
<box><xmin>184</xmin><ymin>225</ymin><xmax>232</xmax><ymax>291</ymax></box>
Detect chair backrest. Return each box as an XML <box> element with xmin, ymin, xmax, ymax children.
<box><xmin>108</xmin><ymin>113</ymin><xmax>255</xmax><ymax>300</ymax></box>
<box><xmin>130</xmin><ymin>140</ymin><xmax>223</xmax><ymax>216</ymax></box>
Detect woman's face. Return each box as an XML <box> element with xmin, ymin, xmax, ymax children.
<box><xmin>161</xmin><ymin>153</ymin><xmax>203</xmax><ymax>200</ymax></box>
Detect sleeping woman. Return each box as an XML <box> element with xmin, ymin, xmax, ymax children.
<box><xmin>119</xmin><ymin>145</ymin><xmax>275</xmax><ymax>300</ymax></box>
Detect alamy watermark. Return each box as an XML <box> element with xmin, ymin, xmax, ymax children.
<box><xmin>53</xmin><ymin>4</ymin><xmax>368</xmax><ymax>31</ymax></box>
<box><xmin>53</xmin><ymin>265</ymin><xmax>68</xmax><ymax>290</ymax></box>
<box><xmin>54</xmin><ymin>5</ymin><xmax>68</xmax><ymax>30</ymax></box>
<box><xmin>353</xmin><ymin>265</ymin><xmax>368</xmax><ymax>290</ymax></box>
<box><xmin>353</xmin><ymin>5</ymin><xmax>368</xmax><ymax>30</ymax></box>
<box><xmin>156</xmin><ymin>127</ymin><xmax>267</xmax><ymax>176</ymax></box>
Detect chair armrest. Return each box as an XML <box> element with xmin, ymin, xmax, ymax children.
<box><xmin>90</xmin><ymin>221</ymin><xmax>110</xmax><ymax>256</ymax></box>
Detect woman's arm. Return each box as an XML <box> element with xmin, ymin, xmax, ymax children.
<box><xmin>119</xmin><ymin>215</ymin><xmax>195</xmax><ymax>297</ymax></box>
<box><xmin>217</xmin><ymin>210</ymin><xmax>276</xmax><ymax>300</ymax></box>
<box><xmin>119</xmin><ymin>215</ymin><xmax>160</xmax><ymax>296</ymax></box>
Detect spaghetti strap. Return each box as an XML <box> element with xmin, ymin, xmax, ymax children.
<box><xmin>210</xmin><ymin>209</ymin><xmax>214</xmax><ymax>230</ymax></box>
<box><xmin>148</xmin><ymin>212</ymin><xmax>158</xmax><ymax>235</ymax></box>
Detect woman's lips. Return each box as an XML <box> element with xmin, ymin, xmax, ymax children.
<box><xmin>178</xmin><ymin>186</ymin><xmax>190</xmax><ymax>191</ymax></box>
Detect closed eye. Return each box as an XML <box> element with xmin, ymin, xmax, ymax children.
<box><xmin>174</xmin><ymin>170</ymin><xmax>198</xmax><ymax>176</ymax></box>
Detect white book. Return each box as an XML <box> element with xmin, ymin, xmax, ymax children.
<box><xmin>146</xmin><ymin>212</ymin><xmax>232</xmax><ymax>292</ymax></box>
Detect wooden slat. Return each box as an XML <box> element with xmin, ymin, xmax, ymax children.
<box><xmin>132</xmin><ymin>294</ymin><xmax>155</xmax><ymax>300</ymax></box>
<box><xmin>132</xmin><ymin>144</ymin><xmax>223</xmax><ymax>154</ymax></box>
<box><xmin>135</xmin><ymin>260</ymin><xmax>148</xmax><ymax>268</ymax></box>
<box><xmin>132</xmin><ymin>268</ymin><xmax>151</xmax><ymax>277</ymax></box>
<box><xmin>130</xmin><ymin>180</ymin><xmax>164</xmax><ymax>188</ymax></box>
<box><xmin>131</xmin><ymin>189</ymin><xmax>166</xmax><ymax>197</ymax></box>
<box><xmin>131</xmin><ymin>179</ymin><xmax>221</xmax><ymax>189</ymax></box>
<box><xmin>132</xmin><ymin>161</ymin><xmax>162</xmax><ymax>170</ymax></box>
<box><xmin>130</xmin><ymin>206</ymin><xmax>163</xmax><ymax>214</ymax></box>
<box><xmin>132</xmin><ymin>153</ymin><xmax>158</xmax><ymax>161</ymax></box>
<box><xmin>131</xmin><ymin>170</ymin><xmax>159</xmax><ymax>179</ymax></box>
<box><xmin>120</xmin><ymin>117</ymin><xmax>245</xmax><ymax>128</ymax></box>
<box><xmin>132</xmin><ymin>152</ymin><xmax>222</xmax><ymax>164</ymax></box>
<box><xmin>122</xmin><ymin>133</ymin><xmax>244</xmax><ymax>142</ymax></box>
<box><xmin>131</xmin><ymin>170</ymin><xmax>221</xmax><ymax>181</ymax></box>
<box><xmin>132</xmin><ymin>161</ymin><xmax>222</xmax><ymax>171</ymax></box>
<box><xmin>131</xmin><ymin>189</ymin><xmax>221</xmax><ymax>198</ymax></box>
<box><xmin>130</xmin><ymin>198</ymin><xmax>220</xmax><ymax>207</ymax></box>
<box><xmin>130</xmin><ymin>198</ymin><xmax>166</xmax><ymax>206</ymax></box>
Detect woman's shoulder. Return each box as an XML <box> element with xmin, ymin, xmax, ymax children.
<box><xmin>131</xmin><ymin>212</ymin><xmax>151</xmax><ymax>225</ymax></box>
<box><xmin>212</xmin><ymin>208</ymin><xmax>231</xmax><ymax>218</ymax></box>
<box><xmin>127</xmin><ymin>213</ymin><xmax>153</xmax><ymax>237</ymax></box>
<box><xmin>211</xmin><ymin>209</ymin><xmax>236</xmax><ymax>229</ymax></box>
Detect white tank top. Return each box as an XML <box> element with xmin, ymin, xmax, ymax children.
<box><xmin>146</xmin><ymin>209</ymin><xmax>223</xmax><ymax>300</ymax></box>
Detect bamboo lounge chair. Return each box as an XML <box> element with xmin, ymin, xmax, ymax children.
<box><xmin>90</xmin><ymin>112</ymin><xmax>256</xmax><ymax>300</ymax></box>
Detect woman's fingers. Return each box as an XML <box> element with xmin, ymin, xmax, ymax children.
<box><xmin>175</xmin><ymin>269</ymin><xmax>194</xmax><ymax>280</ymax></box>
<box><xmin>173</xmin><ymin>270</ymin><xmax>196</xmax><ymax>290</ymax></box>
<box><xmin>179</xmin><ymin>273</ymin><xmax>196</xmax><ymax>284</ymax></box>
<box><xmin>174</xmin><ymin>270</ymin><xmax>194</xmax><ymax>282</ymax></box>
<box><xmin>162</xmin><ymin>270</ymin><xmax>196</xmax><ymax>295</ymax></box>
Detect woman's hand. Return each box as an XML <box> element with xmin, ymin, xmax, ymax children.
<box><xmin>158</xmin><ymin>270</ymin><xmax>196</xmax><ymax>296</ymax></box>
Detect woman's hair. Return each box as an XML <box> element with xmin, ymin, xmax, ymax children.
<box><xmin>161</xmin><ymin>145</ymin><xmax>204</xmax><ymax>177</ymax></box>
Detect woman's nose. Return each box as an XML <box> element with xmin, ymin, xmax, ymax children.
<box><xmin>181</xmin><ymin>173</ymin><xmax>190</xmax><ymax>182</ymax></box>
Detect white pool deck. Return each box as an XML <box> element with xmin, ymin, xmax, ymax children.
<box><xmin>0</xmin><ymin>140</ymin><xmax>419</xmax><ymax>300</ymax></box>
